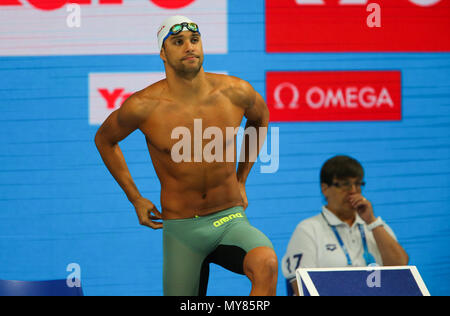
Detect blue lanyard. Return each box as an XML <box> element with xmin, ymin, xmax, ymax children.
<box><xmin>323</xmin><ymin>213</ymin><xmax>376</xmax><ymax>266</ymax></box>
<box><xmin>358</xmin><ymin>224</ymin><xmax>376</xmax><ymax>266</ymax></box>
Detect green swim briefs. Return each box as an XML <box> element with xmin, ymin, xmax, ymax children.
<box><xmin>162</xmin><ymin>206</ymin><xmax>274</xmax><ymax>296</ymax></box>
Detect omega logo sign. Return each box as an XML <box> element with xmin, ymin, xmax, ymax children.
<box><xmin>266</xmin><ymin>71</ymin><xmax>402</xmax><ymax>122</ymax></box>
<box><xmin>273</xmin><ymin>83</ymin><xmax>300</xmax><ymax>109</ymax></box>
<box><xmin>273</xmin><ymin>83</ymin><xmax>394</xmax><ymax>110</ymax></box>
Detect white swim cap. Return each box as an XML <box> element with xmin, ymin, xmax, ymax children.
<box><xmin>157</xmin><ymin>15</ymin><xmax>198</xmax><ymax>51</ymax></box>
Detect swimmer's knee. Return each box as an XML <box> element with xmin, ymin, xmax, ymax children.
<box><xmin>243</xmin><ymin>247</ymin><xmax>278</xmax><ymax>281</ymax></box>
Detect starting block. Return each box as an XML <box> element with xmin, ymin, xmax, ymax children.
<box><xmin>296</xmin><ymin>266</ymin><xmax>430</xmax><ymax>296</ymax></box>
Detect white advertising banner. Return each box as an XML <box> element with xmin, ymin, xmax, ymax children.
<box><xmin>0</xmin><ymin>0</ymin><xmax>227</xmax><ymax>56</ymax></box>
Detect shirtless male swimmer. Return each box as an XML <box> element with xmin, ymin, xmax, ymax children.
<box><xmin>95</xmin><ymin>16</ymin><xmax>278</xmax><ymax>296</ymax></box>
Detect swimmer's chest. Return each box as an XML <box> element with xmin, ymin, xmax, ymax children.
<box><xmin>140</xmin><ymin>96</ymin><xmax>244</xmax><ymax>151</ymax></box>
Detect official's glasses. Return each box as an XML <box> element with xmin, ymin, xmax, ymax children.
<box><xmin>331</xmin><ymin>181</ymin><xmax>366</xmax><ymax>191</ymax></box>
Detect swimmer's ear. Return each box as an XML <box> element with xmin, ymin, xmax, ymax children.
<box><xmin>160</xmin><ymin>45</ymin><xmax>167</xmax><ymax>63</ymax></box>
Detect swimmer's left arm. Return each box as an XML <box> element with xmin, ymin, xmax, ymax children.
<box><xmin>236</xmin><ymin>80</ymin><xmax>270</xmax><ymax>186</ymax></box>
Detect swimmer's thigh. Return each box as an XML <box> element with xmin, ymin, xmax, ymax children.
<box><xmin>163</xmin><ymin>230</ymin><xmax>206</xmax><ymax>296</ymax></box>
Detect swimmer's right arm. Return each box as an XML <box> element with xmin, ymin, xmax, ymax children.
<box><xmin>94</xmin><ymin>95</ymin><xmax>163</xmax><ymax>229</ymax></box>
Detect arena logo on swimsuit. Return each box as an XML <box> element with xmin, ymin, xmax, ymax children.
<box><xmin>266</xmin><ymin>0</ymin><xmax>450</xmax><ymax>52</ymax></box>
<box><xmin>213</xmin><ymin>212</ymin><xmax>244</xmax><ymax>228</ymax></box>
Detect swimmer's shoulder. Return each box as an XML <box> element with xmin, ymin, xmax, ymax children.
<box><xmin>121</xmin><ymin>79</ymin><xmax>167</xmax><ymax>114</ymax></box>
<box><xmin>206</xmin><ymin>73</ymin><xmax>256</xmax><ymax>109</ymax></box>
<box><xmin>206</xmin><ymin>72</ymin><xmax>251</xmax><ymax>90</ymax></box>
<box><xmin>117</xmin><ymin>79</ymin><xmax>168</xmax><ymax>125</ymax></box>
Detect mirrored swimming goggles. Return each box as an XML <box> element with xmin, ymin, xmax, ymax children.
<box><xmin>163</xmin><ymin>22</ymin><xmax>201</xmax><ymax>45</ymax></box>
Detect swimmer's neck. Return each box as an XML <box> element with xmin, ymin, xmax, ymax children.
<box><xmin>165</xmin><ymin>66</ymin><xmax>211</xmax><ymax>101</ymax></box>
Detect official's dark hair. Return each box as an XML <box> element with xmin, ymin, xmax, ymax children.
<box><xmin>320</xmin><ymin>155</ymin><xmax>364</xmax><ymax>185</ymax></box>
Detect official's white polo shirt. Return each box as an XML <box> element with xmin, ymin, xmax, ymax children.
<box><xmin>281</xmin><ymin>206</ymin><xmax>397</xmax><ymax>281</ymax></box>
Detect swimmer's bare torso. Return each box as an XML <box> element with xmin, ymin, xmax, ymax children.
<box><xmin>95</xmin><ymin>73</ymin><xmax>269</xmax><ymax>222</ymax></box>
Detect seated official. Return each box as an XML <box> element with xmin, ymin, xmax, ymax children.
<box><xmin>282</xmin><ymin>155</ymin><xmax>409</xmax><ymax>296</ymax></box>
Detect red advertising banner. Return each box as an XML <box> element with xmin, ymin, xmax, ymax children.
<box><xmin>266</xmin><ymin>0</ymin><xmax>450</xmax><ymax>52</ymax></box>
<box><xmin>266</xmin><ymin>71</ymin><xmax>402</xmax><ymax>122</ymax></box>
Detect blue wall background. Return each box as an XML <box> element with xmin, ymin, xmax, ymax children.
<box><xmin>0</xmin><ymin>0</ymin><xmax>449</xmax><ymax>295</ymax></box>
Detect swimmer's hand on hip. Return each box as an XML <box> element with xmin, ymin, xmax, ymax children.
<box><xmin>132</xmin><ymin>197</ymin><xmax>163</xmax><ymax>229</ymax></box>
<box><xmin>239</xmin><ymin>181</ymin><xmax>248</xmax><ymax>210</ymax></box>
